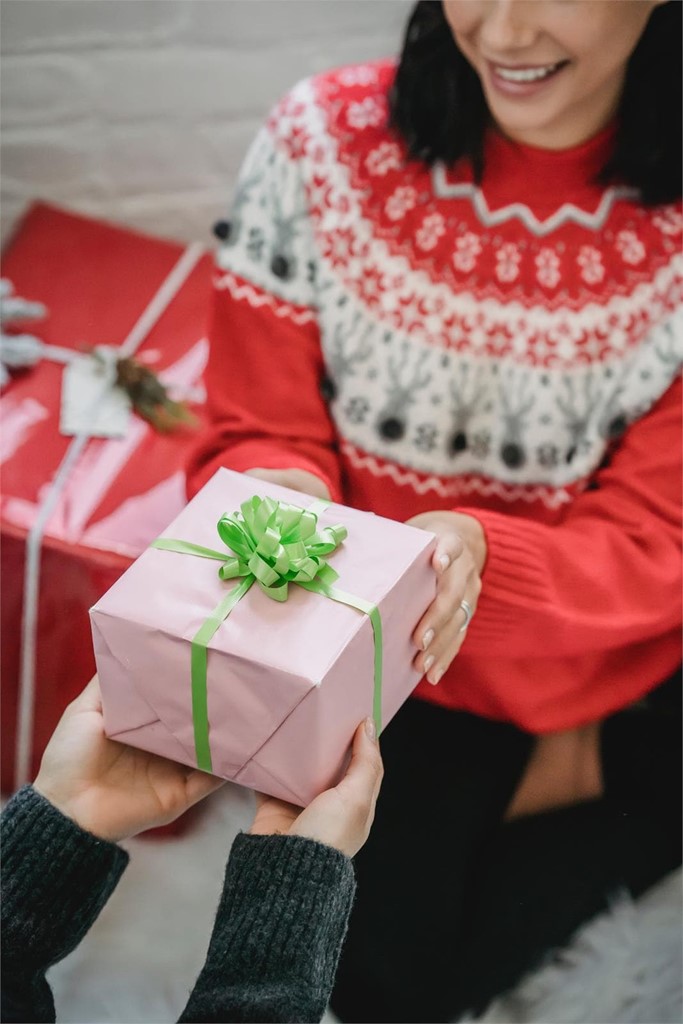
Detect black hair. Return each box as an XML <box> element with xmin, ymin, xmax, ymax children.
<box><xmin>389</xmin><ymin>0</ymin><xmax>682</xmax><ymax>205</ymax></box>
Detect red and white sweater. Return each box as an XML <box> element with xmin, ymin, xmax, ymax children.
<box><xmin>187</xmin><ymin>62</ymin><xmax>683</xmax><ymax>733</ymax></box>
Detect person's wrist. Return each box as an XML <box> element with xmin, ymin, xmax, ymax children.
<box><xmin>33</xmin><ymin>779</ymin><xmax>121</xmax><ymax>843</ymax></box>
<box><xmin>451</xmin><ymin>512</ymin><xmax>487</xmax><ymax>574</ymax></box>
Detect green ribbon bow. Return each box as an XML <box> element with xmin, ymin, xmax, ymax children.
<box><xmin>152</xmin><ymin>496</ymin><xmax>382</xmax><ymax>774</ymax></box>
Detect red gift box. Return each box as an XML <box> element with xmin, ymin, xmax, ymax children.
<box><xmin>1</xmin><ymin>203</ymin><xmax>213</xmax><ymax>811</ymax></box>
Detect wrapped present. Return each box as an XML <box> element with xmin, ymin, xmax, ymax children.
<box><xmin>91</xmin><ymin>468</ymin><xmax>437</xmax><ymax>805</ymax></box>
<box><xmin>1</xmin><ymin>202</ymin><xmax>213</xmax><ymax>795</ymax></box>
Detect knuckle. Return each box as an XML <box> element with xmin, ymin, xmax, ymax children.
<box><xmin>435</xmin><ymin>588</ymin><xmax>457</xmax><ymax>614</ymax></box>
<box><xmin>451</xmin><ymin>532</ymin><xmax>465</xmax><ymax>556</ymax></box>
<box><xmin>464</xmin><ymin>549</ymin><xmax>477</xmax><ymax>573</ymax></box>
<box><xmin>371</xmin><ymin>755</ymin><xmax>384</xmax><ymax>786</ymax></box>
<box><xmin>431</xmin><ymin>603</ymin><xmax>450</xmax><ymax>629</ymax></box>
<box><xmin>441</xmin><ymin>562</ymin><xmax>463</xmax><ymax>588</ymax></box>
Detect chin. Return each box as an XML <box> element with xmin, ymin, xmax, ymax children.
<box><xmin>485</xmin><ymin>98</ymin><xmax>567</xmax><ymax>147</ymax></box>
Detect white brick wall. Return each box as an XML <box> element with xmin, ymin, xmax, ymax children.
<box><xmin>0</xmin><ymin>0</ymin><xmax>411</xmax><ymax>246</ymax></box>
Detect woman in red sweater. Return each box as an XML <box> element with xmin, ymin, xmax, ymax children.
<box><xmin>188</xmin><ymin>1</ymin><xmax>682</xmax><ymax>1018</ymax></box>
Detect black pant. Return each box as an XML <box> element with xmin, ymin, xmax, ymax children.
<box><xmin>331</xmin><ymin>679</ymin><xmax>682</xmax><ymax>1024</ymax></box>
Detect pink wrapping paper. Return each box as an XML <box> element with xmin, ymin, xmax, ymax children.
<box><xmin>90</xmin><ymin>468</ymin><xmax>436</xmax><ymax>805</ymax></box>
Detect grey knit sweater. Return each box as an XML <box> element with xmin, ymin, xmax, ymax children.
<box><xmin>1</xmin><ymin>786</ymin><xmax>356</xmax><ymax>1023</ymax></box>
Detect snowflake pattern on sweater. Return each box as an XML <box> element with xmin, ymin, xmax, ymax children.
<box><xmin>214</xmin><ymin>62</ymin><xmax>682</xmax><ymax>508</ymax></box>
<box><xmin>194</xmin><ymin>61</ymin><xmax>682</xmax><ymax>731</ymax></box>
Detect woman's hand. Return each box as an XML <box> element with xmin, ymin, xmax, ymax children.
<box><xmin>246</xmin><ymin>467</ymin><xmax>332</xmax><ymax>501</ymax></box>
<box><xmin>34</xmin><ymin>677</ymin><xmax>224</xmax><ymax>842</ymax></box>
<box><xmin>407</xmin><ymin>510</ymin><xmax>487</xmax><ymax>685</ymax></box>
<box><xmin>249</xmin><ymin>718</ymin><xmax>383</xmax><ymax>858</ymax></box>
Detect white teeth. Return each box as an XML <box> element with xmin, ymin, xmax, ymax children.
<box><xmin>495</xmin><ymin>63</ymin><xmax>561</xmax><ymax>83</ymax></box>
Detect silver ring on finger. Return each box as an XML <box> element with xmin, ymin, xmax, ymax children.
<box><xmin>458</xmin><ymin>598</ymin><xmax>474</xmax><ymax>633</ymax></box>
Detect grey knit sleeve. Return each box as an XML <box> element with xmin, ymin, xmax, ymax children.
<box><xmin>179</xmin><ymin>832</ymin><xmax>357</xmax><ymax>1023</ymax></box>
<box><xmin>1</xmin><ymin>785</ymin><xmax>129</xmax><ymax>1024</ymax></box>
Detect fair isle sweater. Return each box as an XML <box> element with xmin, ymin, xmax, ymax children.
<box><xmin>187</xmin><ymin>61</ymin><xmax>683</xmax><ymax>733</ymax></box>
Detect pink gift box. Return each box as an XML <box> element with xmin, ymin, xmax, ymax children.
<box><xmin>90</xmin><ymin>468</ymin><xmax>436</xmax><ymax>805</ymax></box>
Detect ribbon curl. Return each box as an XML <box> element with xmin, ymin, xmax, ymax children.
<box><xmin>152</xmin><ymin>496</ymin><xmax>382</xmax><ymax>774</ymax></box>
<box><xmin>216</xmin><ymin>495</ymin><xmax>348</xmax><ymax>599</ymax></box>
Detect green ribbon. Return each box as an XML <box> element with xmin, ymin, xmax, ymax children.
<box><xmin>151</xmin><ymin>495</ymin><xmax>383</xmax><ymax>773</ymax></box>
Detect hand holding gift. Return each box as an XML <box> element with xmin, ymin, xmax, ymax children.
<box><xmin>5</xmin><ymin>676</ymin><xmax>383</xmax><ymax>1024</ymax></box>
<box><xmin>250</xmin><ymin>716</ymin><xmax>383</xmax><ymax>858</ymax></box>
<box><xmin>32</xmin><ymin>674</ymin><xmax>383</xmax><ymax>852</ymax></box>
<box><xmin>34</xmin><ymin>676</ymin><xmax>224</xmax><ymax>842</ymax></box>
<box><xmin>408</xmin><ymin>510</ymin><xmax>487</xmax><ymax>686</ymax></box>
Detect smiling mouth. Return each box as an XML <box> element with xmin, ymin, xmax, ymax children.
<box><xmin>493</xmin><ymin>60</ymin><xmax>569</xmax><ymax>83</ymax></box>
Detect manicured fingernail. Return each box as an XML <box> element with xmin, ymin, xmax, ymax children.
<box><xmin>428</xmin><ymin>666</ymin><xmax>443</xmax><ymax>686</ymax></box>
<box><xmin>422</xmin><ymin>628</ymin><xmax>434</xmax><ymax>651</ymax></box>
<box><xmin>438</xmin><ymin>554</ymin><xmax>450</xmax><ymax>571</ymax></box>
<box><xmin>365</xmin><ymin>716</ymin><xmax>377</xmax><ymax>741</ymax></box>
<box><xmin>423</xmin><ymin>654</ymin><xmax>435</xmax><ymax>674</ymax></box>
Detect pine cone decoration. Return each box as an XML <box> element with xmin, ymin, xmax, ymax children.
<box><xmin>115</xmin><ymin>357</ymin><xmax>198</xmax><ymax>432</ymax></box>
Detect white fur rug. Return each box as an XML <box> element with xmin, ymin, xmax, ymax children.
<box><xmin>472</xmin><ymin>872</ymin><xmax>683</xmax><ymax>1024</ymax></box>
<box><xmin>46</xmin><ymin>784</ymin><xmax>682</xmax><ymax>1024</ymax></box>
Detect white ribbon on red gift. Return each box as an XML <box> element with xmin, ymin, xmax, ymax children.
<box><xmin>15</xmin><ymin>242</ymin><xmax>205</xmax><ymax>787</ymax></box>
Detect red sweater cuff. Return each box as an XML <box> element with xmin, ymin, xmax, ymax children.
<box><xmin>452</xmin><ymin>505</ymin><xmax>552</xmax><ymax>645</ymax></box>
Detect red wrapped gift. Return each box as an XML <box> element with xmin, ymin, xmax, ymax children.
<box><xmin>1</xmin><ymin>202</ymin><xmax>213</xmax><ymax>806</ymax></box>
